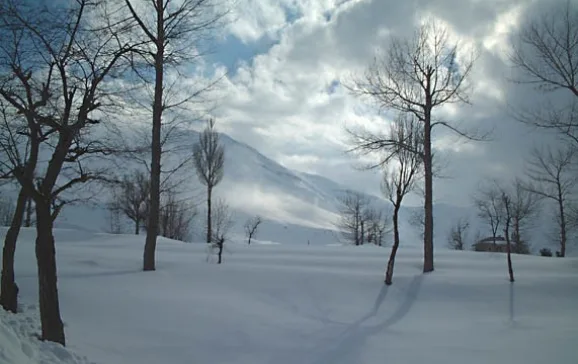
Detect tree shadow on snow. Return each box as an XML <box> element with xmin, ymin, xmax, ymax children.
<box><xmin>271</xmin><ymin>274</ymin><xmax>425</xmax><ymax>364</ymax></box>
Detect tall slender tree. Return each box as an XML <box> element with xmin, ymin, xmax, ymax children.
<box><xmin>193</xmin><ymin>119</ymin><xmax>225</xmax><ymax>244</ymax></box>
<box><xmin>123</xmin><ymin>0</ymin><xmax>228</xmax><ymax>271</ymax></box>
<box><xmin>346</xmin><ymin>20</ymin><xmax>482</xmax><ymax>272</ymax></box>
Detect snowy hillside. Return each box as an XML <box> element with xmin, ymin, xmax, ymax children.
<box><xmin>2</xmin><ymin>228</ymin><xmax>577</xmax><ymax>364</ymax></box>
<box><xmin>42</xmin><ymin>127</ymin><xmax>480</xmax><ymax>247</ymax></box>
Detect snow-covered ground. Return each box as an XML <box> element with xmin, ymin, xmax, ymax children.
<box><xmin>1</xmin><ymin>227</ymin><xmax>578</xmax><ymax>364</ymax></box>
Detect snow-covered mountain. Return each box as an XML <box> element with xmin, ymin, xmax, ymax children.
<box><xmin>2</xmin><ymin>127</ymin><xmax>560</xmax><ymax>252</ymax></box>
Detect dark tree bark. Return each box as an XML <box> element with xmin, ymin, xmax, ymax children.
<box><xmin>35</xmin><ymin>201</ymin><xmax>64</xmax><ymax>344</ymax></box>
<box><xmin>502</xmin><ymin>193</ymin><xmax>515</xmax><ymax>282</ymax></box>
<box><xmin>423</xmin><ymin>106</ymin><xmax>434</xmax><ymax>272</ymax></box>
<box><xmin>142</xmin><ymin>7</ymin><xmax>165</xmax><ymax>271</ymax></box>
<box><xmin>385</xmin><ymin>205</ymin><xmax>401</xmax><ymax>285</ymax></box>
<box><xmin>207</xmin><ymin>186</ymin><xmax>212</xmax><ymax>244</ymax></box>
<box><xmin>24</xmin><ymin>197</ymin><xmax>33</xmax><ymax>227</ymax></box>
<box><xmin>0</xmin><ymin>189</ymin><xmax>27</xmax><ymax>313</ymax></box>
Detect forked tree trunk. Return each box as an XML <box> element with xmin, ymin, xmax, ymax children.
<box><xmin>0</xmin><ymin>189</ymin><xmax>28</xmax><ymax>313</ymax></box>
<box><xmin>35</xmin><ymin>202</ymin><xmax>65</xmax><ymax>345</ymax></box>
<box><xmin>385</xmin><ymin>205</ymin><xmax>401</xmax><ymax>285</ymax></box>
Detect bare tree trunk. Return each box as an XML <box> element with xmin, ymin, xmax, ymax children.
<box><xmin>0</xmin><ymin>189</ymin><xmax>27</xmax><ymax>313</ymax></box>
<box><xmin>558</xmin><ymin>189</ymin><xmax>567</xmax><ymax>257</ymax></box>
<box><xmin>505</xmin><ymin>223</ymin><xmax>514</xmax><ymax>282</ymax></box>
<box><xmin>35</xmin><ymin>202</ymin><xmax>65</xmax><ymax>345</ymax></box>
<box><xmin>143</xmin><ymin>30</ymin><xmax>165</xmax><ymax>271</ymax></box>
<box><xmin>423</xmin><ymin>110</ymin><xmax>434</xmax><ymax>273</ymax></box>
<box><xmin>217</xmin><ymin>242</ymin><xmax>222</xmax><ymax>264</ymax></box>
<box><xmin>206</xmin><ymin>186</ymin><xmax>212</xmax><ymax>244</ymax></box>
<box><xmin>385</xmin><ymin>205</ymin><xmax>401</xmax><ymax>285</ymax></box>
<box><xmin>135</xmin><ymin>219</ymin><xmax>140</xmax><ymax>235</ymax></box>
<box><xmin>24</xmin><ymin>197</ymin><xmax>33</xmax><ymax>227</ymax></box>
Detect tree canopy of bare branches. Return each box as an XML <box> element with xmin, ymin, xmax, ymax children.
<box><xmin>193</xmin><ymin>118</ymin><xmax>225</xmax><ymax>245</ymax></box>
<box><xmin>109</xmin><ymin>170</ymin><xmax>151</xmax><ymax>235</ymax></box>
<box><xmin>123</xmin><ymin>0</ymin><xmax>229</xmax><ymax>271</ymax></box>
<box><xmin>346</xmin><ymin>19</ymin><xmax>482</xmax><ymax>273</ymax></box>
<box><xmin>381</xmin><ymin>114</ymin><xmax>422</xmax><ymax>285</ymax></box>
<box><xmin>474</xmin><ymin>181</ymin><xmax>503</xmax><ymax>249</ymax></box>
<box><xmin>510</xmin><ymin>1</ymin><xmax>578</xmax><ymax>145</ymax></box>
<box><xmin>447</xmin><ymin>218</ymin><xmax>470</xmax><ymax>251</ymax></box>
<box><xmin>0</xmin><ymin>0</ymin><xmax>136</xmax><ymax>344</ymax></box>
<box><xmin>523</xmin><ymin>146</ymin><xmax>576</xmax><ymax>257</ymax></box>
<box><xmin>335</xmin><ymin>190</ymin><xmax>388</xmax><ymax>246</ymax></box>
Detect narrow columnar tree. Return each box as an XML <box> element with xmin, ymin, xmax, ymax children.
<box><xmin>193</xmin><ymin>119</ymin><xmax>225</xmax><ymax>244</ymax></box>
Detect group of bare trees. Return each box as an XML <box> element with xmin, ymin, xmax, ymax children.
<box><xmin>0</xmin><ymin>0</ymin><xmax>228</xmax><ymax>346</ymax></box>
<box><xmin>507</xmin><ymin>0</ymin><xmax>578</xmax><ymax>259</ymax></box>
<box><xmin>345</xmin><ymin>1</ymin><xmax>578</xmax><ymax>285</ymax></box>
<box><xmin>472</xmin><ymin>179</ymin><xmax>540</xmax><ymax>281</ymax></box>
<box><xmin>345</xmin><ymin>19</ymin><xmax>481</xmax><ymax>284</ymax></box>
<box><xmin>336</xmin><ymin>190</ymin><xmax>390</xmax><ymax>247</ymax></box>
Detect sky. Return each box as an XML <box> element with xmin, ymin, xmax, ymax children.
<box><xmin>186</xmin><ymin>0</ymin><xmax>576</xmax><ymax>208</ymax></box>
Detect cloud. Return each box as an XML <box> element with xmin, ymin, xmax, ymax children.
<box><xmin>138</xmin><ymin>0</ymin><xmax>569</xmax><ymax>207</ymax></box>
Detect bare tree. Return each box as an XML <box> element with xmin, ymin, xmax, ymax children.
<box><xmin>380</xmin><ymin>115</ymin><xmax>422</xmax><ymax>285</ymax></box>
<box><xmin>524</xmin><ymin>146</ymin><xmax>576</xmax><ymax>257</ymax></box>
<box><xmin>193</xmin><ymin>119</ymin><xmax>225</xmax><ymax>245</ymax></box>
<box><xmin>0</xmin><ymin>100</ymin><xmax>34</xmax><ymax>313</ymax></box>
<box><xmin>346</xmin><ymin>20</ymin><xmax>482</xmax><ymax>273</ymax></box>
<box><xmin>158</xmin><ymin>190</ymin><xmax>196</xmax><ymax>242</ymax></box>
<box><xmin>508</xmin><ymin>179</ymin><xmax>540</xmax><ymax>254</ymax></box>
<box><xmin>447</xmin><ymin>217</ymin><xmax>470</xmax><ymax>251</ymax></box>
<box><xmin>474</xmin><ymin>182</ymin><xmax>503</xmax><ymax>250</ymax></box>
<box><xmin>210</xmin><ymin>199</ymin><xmax>233</xmax><ymax>264</ymax></box>
<box><xmin>123</xmin><ymin>0</ymin><xmax>228</xmax><ymax>271</ymax></box>
<box><xmin>0</xmin><ymin>0</ymin><xmax>135</xmax><ymax>344</ymax></box>
<box><xmin>364</xmin><ymin>208</ymin><xmax>390</xmax><ymax>247</ymax></box>
<box><xmin>510</xmin><ymin>1</ymin><xmax>578</xmax><ymax>144</ymax></box>
<box><xmin>511</xmin><ymin>0</ymin><xmax>578</xmax><ymax>95</ymax></box>
<box><xmin>244</xmin><ymin>215</ymin><xmax>262</xmax><ymax>245</ymax></box>
<box><xmin>106</xmin><ymin>206</ymin><xmax>123</xmax><ymax>234</ymax></box>
<box><xmin>110</xmin><ymin>171</ymin><xmax>150</xmax><ymax>235</ymax></box>
<box><xmin>0</xmin><ymin>195</ymin><xmax>15</xmax><ymax>226</ymax></box>
<box><xmin>335</xmin><ymin>191</ymin><xmax>371</xmax><ymax>246</ymax></box>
